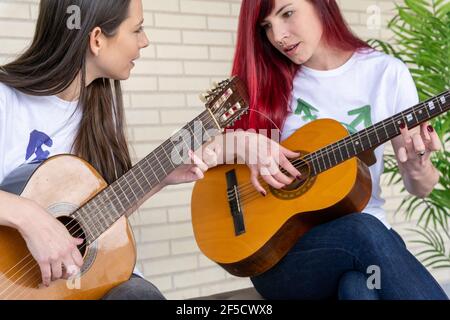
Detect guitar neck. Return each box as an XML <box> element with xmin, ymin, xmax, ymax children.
<box><xmin>78</xmin><ymin>110</ymin><xmax>220</xmax><ymax>244</ymax></box>
<box><xmin>304</xmin><ymin>90</ymin><xmax>449</xmax><ymax>177</ymax></box>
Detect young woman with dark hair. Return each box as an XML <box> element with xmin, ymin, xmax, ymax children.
<box><xmin>0</xmin><ymin>0</ymin><xmax>211</xmax><ymax>300</ymax></box>
<box><xmin>206</xmin><ymin>0</ymin><xmax>447</xmax><ymax>300</ymax></box>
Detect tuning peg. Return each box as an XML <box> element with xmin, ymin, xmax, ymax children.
<box><xmin>199</xmin><ymin>93</ymin><xmax>208</xmax><ymax>103</ymax></box>
<box><xmin>212</xmin><ymin>81</ymin><xmax>219</xmax><ymax>89</ymax></box>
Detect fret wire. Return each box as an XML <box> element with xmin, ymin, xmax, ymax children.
<box><xmin>145</xmin><ymin>157</ymin><xmax>161</xmax><ymax>184</ymax></box>
<box><xmin>83</xmin><ymin>204</ymin><xmax>102</xmax><ymax>238</ymax></box>
<box><xmin>320</xmin><ymin>149</ymin><xmax>328</xmax><ymax>170</ymax></box>
<box><xmin>382</xmin><ymin>120</ymin><xmax>389</xmax><ymax>140</ymax></box>
<box><xmin>160</xmin><ymin>141</ymin><xmax>176</xmax><ymax>170</ymax></box>
<box><xmin>97</xmin><ymin>197</ymin><xmax>113</xmax><ymax>230</ymax></box>
<box><xmin>137</xmin><ymin>162</ymin><xmax>153</xmax><ymax>190</ymax></box>
<box><xmin>109</xmin><ymin>184</ymin><xmax>127</xmax><ymax>211</ymax></box>
<box><xmin>89</xmin><ymin>198</ymin><xmax>107</xmax><ymax>234</ymax></box>
<box><xmin>312</xmin><ymin>157</ymin><xmax>317</xmax><ymax>175</ymax></box>
<box><xmin>437</xmin><ymin>95</ymin><xmax>445</xmax><ymax>112</ymax></box>
<box><xmin>373</xmin><ymin>123</ymin><xmax>381</xmax><ymax>144</ymax></box>
<box><xmin>186</xmin><ymin>120</ymin><xmax>202</xmax><ymax>150</ymax></box>
<box><xmin>168</xmin><ymin>138</ymin><xmax>185</xmax><ymax>167</ymax></box>
<box><xmin>79</xmin><ymin>207</ymin><xmax>99</xmax><ymax>239</ymax></box>
<box><xmin>318</xmin><ymin>149</ymin><xmax>325</xmax><ymax>171</ymax></box>
<box><xmin>412</xmin><ymin>104</ymin><xmax>420</xmax><ymax>124</ymax></box>
<box><xmin>129</xmin><ymin>169</ymin><xmax>146</xmax><ymax>198</ymax></box>
<box><xmin>323</xmin><ymin>149</ymin><xmax>329</xmax><ymax>169</ymax></box>
<box><xmin>337</xmin><ymin>142</ymin><xmax>344</xmax><ymax>163</ymax></box>
<box><xmin>70</xmin><ymin>110</ymin><xmax>219</xmax><ymax>245</ymax></box>
<box><xmin>322</xmin><ymin>148</ymin><xmax>329</xmax><ymax>170</ymax></box>
<box><xmin>94</xmin><ymin>191</ymin><xmax>117</xmax><ymax>225</ymax></box>
<box><xmin>153</xmin><ymin>150</ymin><xmax>167</xmax><ymax>176</ymax></box>
<box><xmin>114</xmin><ymin>178</ymin><xmax>129</xmax><ymax>205</ymax></box>
<box><xmin>331</xmin><ymin>146</ymin><xmax>338</xmax><ymax>166</ymax></box>
<box><xmin>303</xmin><ymin>92</ymin><xmax>449</xmax><ymax>176</ymax></box>
<box><xmin>326</xmin><ymin>148</ymin><xmax>334</xmax><ymax>167</ymax></box>
<box><xmin>343</xmin><ymin>136</ymin><xmax>351</xmax><ymax>158</ymax></box>
<box><xmin>365</xmin><ymin>128</ymin><xmax>373</xmax><ymax>148</ymax></box>
<box><xmin>122</xmin><ymin>172</ymin><xmax>139</xmax><ymax>204</ymax></box>
<box><xmin>314</xmin><ymin>152</ymin><xmax>322</xmax><ymax>172</ymax></box>
<box><xmin>423</xmin><ymin>100</ymin><xmax>432</xmax><ymax>118</ymax></box>
<box><xmin>73</xmin><ymin>210</ymin><xmax>95</xmax><ymax>241</ymax></box>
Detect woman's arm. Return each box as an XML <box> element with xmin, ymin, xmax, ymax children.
<box><xmin>202</xmin><ymin>131</ymin><xmax>302</xmax><ymax>194</ymax></box>
<box><xmin>0</xmin><ymin>190</ymin><xmax>84</xmax><ymax>286</ymax></box>
<box><xmin>0</xmin><ymin>190</ymin><xmax>33</xmax><ymax>230</ymax></box>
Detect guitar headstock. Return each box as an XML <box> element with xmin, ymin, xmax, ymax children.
<box><xmin>199</xmin><ymin>77</ymin><xmax>250</xmax><ymax>131</ymax></box>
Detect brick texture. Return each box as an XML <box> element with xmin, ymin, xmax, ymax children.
<box><xmin>0</xmin><ymin>0</ymin><xmax>448</xmax><ymax>300</ymax></box>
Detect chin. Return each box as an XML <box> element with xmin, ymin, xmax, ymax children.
<box><xmin>115</xmin><ymin>71</ymin><xmax>131</xmax><ymax>81</ymax></box>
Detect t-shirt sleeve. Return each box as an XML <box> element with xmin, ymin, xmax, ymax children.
<box><xmin>0</xmin><ymin>83</ymin><xmax>8</xmax><ymax>134</ymax></box>
<box><xmin>393</xmin><ymin>59</ymin><xmax>419</xmax><ymax>115</ymax></box>
<box><xmin>0</xmin><ymin>83</ymin><xmax>9</xmax><ymax>184</ymax></box>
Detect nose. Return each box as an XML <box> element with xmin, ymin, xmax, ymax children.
<box><xmin>272</xmin><ymin>23</ymin><xmax>289</xmax><ymax>47</ymax></box>
<box><xmin>140</xmin><ymin>30</ymin><xmax>150</xmax><ymax>49</ymax></box>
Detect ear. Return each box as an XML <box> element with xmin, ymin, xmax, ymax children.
<box><xmin>89</xmin><ymin>27</ymin><xmax>104</xmax><ymax>57</ymax></box>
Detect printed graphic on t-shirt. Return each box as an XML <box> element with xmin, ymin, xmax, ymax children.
<box><xmin>25</xmin><ymin>130</ymin><xmax>53</xmax><ymax>163</ymax></box>
<box><xmin>295</xmin><ymin>98</ymin><xmax>373</xmax><ymax>133</ymax></box>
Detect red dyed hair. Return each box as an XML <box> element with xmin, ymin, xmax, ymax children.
<box><xmin>232</xmin><ymin>0</ymin><xmax>371</xmax><ymax>133</ymax></box>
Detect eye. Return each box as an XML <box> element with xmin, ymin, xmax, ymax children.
<box><xmin>261</xmin><ymin>23</ymin><xmax>272</xmax><ymax>31</ymax></box>
<box><xmin>135</xmin><ymin>26</ymin><xmax>144</xmax><ymax>33</ymax></box>
<box><xmin>283</xmin><ymin>10</ymin><xmax>294</xmax><ymax>18</ymax></box>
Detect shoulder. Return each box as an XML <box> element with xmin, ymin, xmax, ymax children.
<box><xmin>355</xmin><ymin>48</ymin><xmax>411</xmax><ymax>76</ymax></box>
<box><xmin>0</xmin><ymin>81</ymin><xmax>15</xmax><ymax>106</ymax></box>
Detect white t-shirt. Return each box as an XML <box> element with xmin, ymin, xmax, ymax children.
<box><xmin>281</xmin><ymin>49</ymin><xmax>419</xmax><ymax>228</ymax></box>
<box><xmin>0</xmin><ymin>82</ymin><xmax>145</xmax><ymax>278</ymax></box>
<box><xmin>0</xmin><ymin>82</ymin><xmax>82</xmax><ymax>183</ymax></box>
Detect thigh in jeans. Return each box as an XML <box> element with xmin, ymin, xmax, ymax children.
<box><xmin>102</xmin><ymin>274</ymin><xmax>166</xmax><ymax>300</ymax></box>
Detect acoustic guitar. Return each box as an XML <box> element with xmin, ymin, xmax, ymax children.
<box><xmin>191</xmin><ymin>89</ymin><xmax>449</xmax><ymax>277</ymax></box>
<box><xmin>0</xmin><ymin>77</ymin><xmax>249</xmax><ymax>299</ymax></box>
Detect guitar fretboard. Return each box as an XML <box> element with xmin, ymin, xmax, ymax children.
<box><xmin>304</xmin><ymin>90</ymin><xmax>449</xmax><ymax>176</ymax></box>
<box><xmin>73</xmin><ymin>110</ymin><xmax>220</xmax><ymax>243</ymax></box>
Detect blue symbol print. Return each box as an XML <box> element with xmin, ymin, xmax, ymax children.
<box><xmin>25</xmin><ymin>130</ymin><xmax>53</xmax><ymax>163</ymax></box>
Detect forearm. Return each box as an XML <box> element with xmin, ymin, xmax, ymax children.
<box><xmin>0</xmin><ymin>191</ymin><xmax>30</xmax><ymax>230</ymax></box>
<box><xmin>399</xmin><ymin>160</ymin><xmax>440</xmax><ymax>198</ymax></box>
<box><xmin>206</xmin><ymin>131</ymin><xmax>247</xmax><ymax>165</ymax></box>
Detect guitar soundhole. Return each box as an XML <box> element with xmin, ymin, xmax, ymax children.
<box><xmin>57</xmin><ymin>216</ymin><xmax>87</xmax><ymax>257</ymax></box>
<box><xmin>270</xmin><ymin>151</ymin><xmax>317</xmax><ymax>200</ymax></box>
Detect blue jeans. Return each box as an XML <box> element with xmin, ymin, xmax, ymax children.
<box><xmin>251</xmin><ymin>213</ymin><xmax>448</xmax><ymax>300</ymax></box>
<box><xmin>102</xmin><ymin>274</ymin><xmax>165</xmax><ymax>300</ymax></box>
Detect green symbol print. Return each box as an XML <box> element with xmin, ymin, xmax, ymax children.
<box><xmin>295</xmin><ymin>98</ymin><xmax>319</xmax><ymax>121</ymax></box>
<box><xmin>295</xmin><ymin>98</ymin><xmax>372</xmax><ymax>134</ymax></box>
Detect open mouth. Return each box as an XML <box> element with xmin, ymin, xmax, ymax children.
<box><xmin>284</xmin><ymin>43</ymin><xmax>300</xmax><ymax>54</ymax></box>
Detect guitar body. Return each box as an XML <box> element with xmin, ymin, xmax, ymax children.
<box><xmin>191</xmin><ymin>119</ymin><xmax>372</xmax><ymax>277</ymax></box>
<box><xmin>0</xmin><ymin>155</ymin><xmax>136</xmax><ymax>300</ymax></box>
<box><xmin>0</xmin><ymin>76</ymin><xmax>252</xmax><ymax>300</ymax></box>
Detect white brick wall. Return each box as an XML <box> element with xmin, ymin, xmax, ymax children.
<box><xmin>0</xmin><ymin>0</ymin><xmax>448</xmax><ymax>299</ymax></box>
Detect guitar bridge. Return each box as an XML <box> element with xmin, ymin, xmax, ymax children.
<box><xmin>226</xmin><ymin>169</ymin><xmax>246</xmax><ymax>236</ymax></box>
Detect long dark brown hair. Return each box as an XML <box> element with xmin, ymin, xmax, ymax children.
<box><xmin>0</xmin><ymin>0</ymin><xmax>132</xmax><ymax>183</ymax></box>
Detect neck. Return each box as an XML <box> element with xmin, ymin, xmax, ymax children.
<box><xmin>303</xmin><ymin>43</ymin><xmax>354</xmax><ymax>71</ymax></box>
<box><xmin>56</xmin><ymin>64</ymin><xmax>98</xmax><ymax>102</ymax></box>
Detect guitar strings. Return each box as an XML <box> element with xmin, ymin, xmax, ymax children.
<box><xmin>1</xmin><ymin>92</ymin><xmax>448</xmax><ymax>299</ymax></box>
<box><xmin>1</xmin><ymin>92</ymin><xmax>448</xmax><ymax>298</ymax></box>
<box><xmin>0</xmin><ymin>111</ymin><xmax>221</xmax><ymax>299</ymax></box>
<box><xmin>227</xmin><ymin>93</ymin><xmax>449</xmax><ymax>203</ymax></box>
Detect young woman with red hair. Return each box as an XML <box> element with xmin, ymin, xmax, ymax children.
<box><xmin>207</xmin><ymin>0</ymin><xmax>447</xmax><ymax>300</ymax></box>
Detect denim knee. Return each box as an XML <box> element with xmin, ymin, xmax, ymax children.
<box><xmin>338</xmin><ymin>213</ymin><xmax>395</xmax><ymax>248</ymax></box>
<box><xmin>338</xmin><ymin>271</ymin><xmax>380</xmax><ymax>300</ymax></box>
<box><xmin>102</xmin><ymin>275</ymin><xmax>166</xmax><ymax>300</ymax></box>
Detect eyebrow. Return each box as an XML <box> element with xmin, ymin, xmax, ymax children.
<box><xmin>261</xmin><ymin>3</ymin><xmax>292</xmax><ymax>24</ymax></box>
<box><xmin>276</xmin><ymin>3</ymin><xmax>292</xmax><ymax>16</ymax></box>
